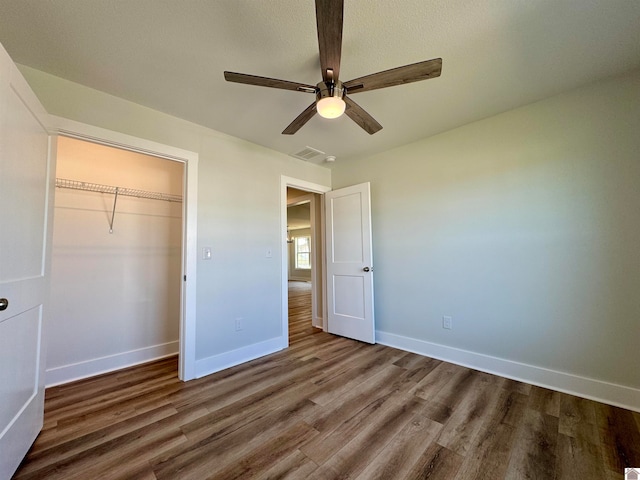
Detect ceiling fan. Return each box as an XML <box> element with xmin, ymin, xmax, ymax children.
<box><xmin>224</xmin><ymin>0</ymin><xmax>442</xmax><ymax>135</ymax></box>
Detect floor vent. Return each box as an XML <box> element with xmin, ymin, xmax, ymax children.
<box><xmin>291</xmin><ymin>146</ymin><xmax>325</xmax><ymax>161</ymax></box>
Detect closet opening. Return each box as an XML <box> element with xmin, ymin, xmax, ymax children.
<box><xmin>47</xmin><ymin>136</ymin><xmax>185</xmax><ymax>385</ymax></box>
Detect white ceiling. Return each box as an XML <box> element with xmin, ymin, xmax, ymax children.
<box><xmin>0</xmin><ymin>1</ymin><xmax>638</xmax><ymax>164</ymax></box>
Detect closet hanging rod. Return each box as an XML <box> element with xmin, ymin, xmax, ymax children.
<box><xmin>55</xmin><ymin>178</ymin><xmax>183</xmax><ymax>203</ymax></box>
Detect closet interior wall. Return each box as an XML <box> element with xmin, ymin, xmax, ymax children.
<box><xmin>47</xmin><ymin>136</ymin><xmax>184</xmax><ymax>386</ymax></box>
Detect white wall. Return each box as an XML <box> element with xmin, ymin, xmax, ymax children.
<box><xmin>47</xmin><ymin>137</ymin><xmax>183</xmax><ymax>385</ymax></box>
<box><xmin>332</xmin><ymin>70</ymin><xmax>640</xmax><ymax>410</ymax></box>
<box><xmin>20</xmin><ymin>66</ymin><xmax>331</xmax><ymax>379</ymax></box>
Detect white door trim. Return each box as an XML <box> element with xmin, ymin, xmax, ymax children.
<box><xmin>48</xmin><ymin>115</ymin><xmax>199</xmax><ymax>381</ymax></box>
<box><xmin>281</xmin><ymin>176</ymin><xmax>331</xmax><ymax>345</ymax></box>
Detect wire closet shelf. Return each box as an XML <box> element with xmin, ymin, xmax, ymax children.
<box><xmin>55</xmin><ymin>178</ymin><xmax>183</xmax><ymax>233</ymax></box>
<box><xmin>55</xmin><ymin>178</ymin><xmax>183</xmax><ymax>203</ymax></box>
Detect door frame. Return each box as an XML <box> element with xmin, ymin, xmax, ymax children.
<box><xmin>281</xmin><ymin>176</ymin><xmax>331</xmax><ymax>344</ymax></box>
<box><xmin>48</xmin><ymin>115</ymin><xmax>199</xmax><ymax>381</ymax></box>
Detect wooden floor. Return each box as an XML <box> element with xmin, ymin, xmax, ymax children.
<box><xmin>14</xmin><ymin>281</ymin><xmax>640</xmax><ymax>479</ymax></box>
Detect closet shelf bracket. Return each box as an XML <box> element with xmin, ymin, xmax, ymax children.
<box><xmin>109</xmin><ymin>188</ymin><xmax>119</xmax><ymax>234</ymax></box>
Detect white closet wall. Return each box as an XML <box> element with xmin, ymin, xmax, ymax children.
<box><xmin>47</xmin><ymin>136</ymin><xmax>183</xmax><ymax>385</ymax></box>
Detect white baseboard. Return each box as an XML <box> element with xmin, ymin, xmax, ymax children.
<box><xmin>312</xmin><ymin>316</ymin><xmax>324</xmax><ymax>329</ymax></box>
<box><xmin>195</xmin><ymin>336</ymin><xmax>287</xmax><ymax>379</ymax></box>
<box><xmin>46</xmin><ymin>341</ymin><xmax>179</xmax><ymax>387</ymax></box>
<box><xmin>376</xmin><ymin>331</ymin><xmax>640</xmax><ymax>413</ymax></box>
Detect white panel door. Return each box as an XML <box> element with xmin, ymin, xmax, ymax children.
<box><xmin>0</xmin><ymin>44</ymin><xmax>53</xmax><ymax>480</ymax></box>
<box><xmin>325</xmin><ymin>182</ymin><xmax>374</xmax><ymax>343</ymax></box>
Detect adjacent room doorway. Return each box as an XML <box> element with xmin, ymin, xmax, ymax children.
<box><xmin>281</xmin><ymin>177</ymin><xmax>376</xmax><ymax>346</ymax></box>
<box><xmin>287</xmin><ymin>188</ymin><xmax>319</xmax><ymax>339</ymax></box>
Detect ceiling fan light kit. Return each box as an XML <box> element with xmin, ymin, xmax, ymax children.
<box><xmin>316</xmin><ymin>80</ymin><xmax>346</xmax><ymax>119</ymax></box>
<box><xmin>224</xmin><ymin>0</ymin><xmax>442</xmax><ymax>135</ymax></box>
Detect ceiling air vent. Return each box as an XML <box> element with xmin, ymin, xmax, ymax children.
<box><xmin>291</xmin><ymin>146</ymin><xmax>325</xmax><ymax>162</ymax></box>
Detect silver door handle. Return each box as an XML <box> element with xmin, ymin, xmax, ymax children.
<box><xmin>0</xmin><ymin>298</ymin><xmax>8</xmax><ymax>311</ymax></box>
<box><xmin>363</xmin><ymin>267</ymin><xmax>372</xmax><ymax>272</ymax></box>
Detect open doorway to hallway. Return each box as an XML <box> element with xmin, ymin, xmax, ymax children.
<box><xmin>281</xmin><ymin>177</ymin><xmax>330</xmax><ymax>346</ymax></box>
<box><xmin>287</xmin><ymin>187</ymin><xmax>322</xmax><ymax>340</ymax></box>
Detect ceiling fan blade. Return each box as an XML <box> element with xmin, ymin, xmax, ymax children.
<box><xmin>224</xmin><ymin>71</ymin><xmax>316</xmax><ymax>93</ymax></box>
<box><xmin>282</xmin><ymin>102</ymin><xmax>318</xmax><ymax>135</ymax></box>
<box><xmin>343</xmin><ymin>58</ymin><xmax>442</xmax><ymax>94</ymax></box>
<box><xmin>344</xmin><ymin>96</ymin><xmax>382</xmax><ymax>135</ymax></box>
<box><xmin>315</xmin><ymin>0</ymin><xmax>343</xmax><ymax>82</ymax></box>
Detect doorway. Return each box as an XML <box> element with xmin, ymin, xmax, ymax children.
<box><xmin>47</xmin><ymin>136</ymin><xmax>185</xmax><ymax>385</ymax></box>
<box><xmin>287</xmin><ymin>188</ymin><xmax>314</xmax><ymax>340</ymax></box>
<box><xmin>48</xmin><ymin>118</ymin><xmax>199</xmax><ymax>381</ymax></box>
<box><xmin>282</xmin><ymin>178</ymin><xmax>376</xmax><ymax>346</ymax></box>
<box><xmin>281</xmin><ymin>177</ymin><xmax>331</xmax><ymax>345</ymax></box>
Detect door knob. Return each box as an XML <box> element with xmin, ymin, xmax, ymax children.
<box><xmin>363</xmin><ymin>267</ymin><xmax>372</xmax><ymax>272</ymax></box>
<box><xmin>0</xmin><ymin>298</ymin><xmax>8</xmax><ymax>311</ymax></box>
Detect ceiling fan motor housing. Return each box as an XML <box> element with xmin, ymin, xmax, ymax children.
<box><xmin>316</xmin><ymin>80</ymin><xmax>345</xmax><ymax>101</ymax></box>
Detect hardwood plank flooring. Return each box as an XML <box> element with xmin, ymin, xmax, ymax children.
<box><xmin>13</xmin><ymin>281</ymin><xmax>639</xmax><ymax>479</ymax></box>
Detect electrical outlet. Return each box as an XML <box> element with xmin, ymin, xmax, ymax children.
<box><xmin>235</xmin><ymin>318</ymin><xmax>243</xmax><ymax>331</ymax></box>
<box><xmin>442</xmin><ymin>316</ymin><xmax>453</xmax><ymax>330</ymax></box>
